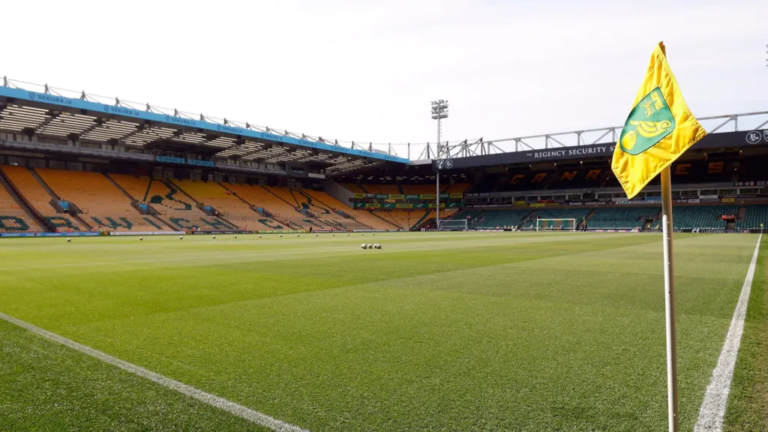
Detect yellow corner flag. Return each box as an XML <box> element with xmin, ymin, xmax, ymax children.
<box><xmin>611</xmin><ymin>42</ymin><xmax>708</xmax><ymax>199</ymax></box>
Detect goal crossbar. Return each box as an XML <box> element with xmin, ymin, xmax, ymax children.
<box><xmin>535</xmin><ymin>218</ymin><xmax>577</xmax><ymax>232</ymax></box>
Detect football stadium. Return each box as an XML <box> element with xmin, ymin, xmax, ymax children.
<box><xmin>2</xmin><ymin>5</ymin><xmax>768</xmax><ymax>431</ymax></box>
<box><xmin>1</xmin><ymin>76</ymin><xmax>767</xmax><ymax>431</ymax></box>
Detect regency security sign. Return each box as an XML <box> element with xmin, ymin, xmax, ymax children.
<box><xmin>432</xmin><ymin>130</ymin><xmax>767</xmax><ymax>171</ymax></box>
<box><xmin>432</xmin><ymin>142</ymin><xmax>616</xmax><ymax>171</ymax></box>
<box><xmin>529</xmin><ymin>145</ymin><xmax>615</xmax><ymax>160</ymax></box>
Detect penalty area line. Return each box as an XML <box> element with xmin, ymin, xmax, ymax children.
<box><xmin>694</xmin><ymin>234</ymin><xmax>762</xmax><ymax>432</ymax></box>
<box><xmin>0</xmin><ymin>311</ymin><xmax>309</xmax><ymax>432</ymax></box>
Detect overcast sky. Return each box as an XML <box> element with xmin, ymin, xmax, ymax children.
<box><xmin>2</xmin><ymin>0</ymin><xmax>766</xmax><ymax>157</ymax></box>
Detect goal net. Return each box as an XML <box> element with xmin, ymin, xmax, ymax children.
<box><xmin>536</xmin><ymin>218</ymin><xmax>577</xmax><ymax>232</ymax></box>
<box><xmin>437</xmin><ymin>219</ymin><xmax>469</xmax><ymax>231</ymax></box>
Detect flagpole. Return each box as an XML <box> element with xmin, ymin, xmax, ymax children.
<box><xmin>661</xmin><ymin>166</ymin><xmax>680</xmax><ymax>432</ymax></box>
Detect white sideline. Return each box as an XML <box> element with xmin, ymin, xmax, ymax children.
<box><xmin>694</xmin><ymin>234</ymin><xmax>762</xmax><ymax>432</ymax></box>
<box><xmin>0</xmin><ymin>311</ymin><xmax>309</xmax><ymax>432</ymax></box>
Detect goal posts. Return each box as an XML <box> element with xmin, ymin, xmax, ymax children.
<box><xmin>535</xmin><ymin>218</ymin><xmax>577</xmax><ymax>232</ymax></box>
<box><xmin>437</xmin><ymin>219</ymin><xmax>469</xmax><ymax>231</ymax></box>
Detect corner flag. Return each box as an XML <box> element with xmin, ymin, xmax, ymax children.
<box><xmin>611</xmin><ymin>42</ymin><xmax>707</xmax><ymax>199</ymax></box>
<box><xmin>612</xmin><ymin>42</ymin><xmax>708</xmax><ymax>432</ymax></box>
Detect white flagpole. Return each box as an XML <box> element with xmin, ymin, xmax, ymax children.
<box><xmin>661</xmin><ymin>166</ymin><xmax>680</xmax><ymax>432</ymax></box>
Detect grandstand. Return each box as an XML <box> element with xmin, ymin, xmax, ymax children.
<box><xmin>136</xmin><ymin>178</ymin><xmax>234</xmax><ymax>231</ymax></box>
<box><xmin>465</xmin><ymin>209</ymin><xmax>533</xmax><ymax>229</ymax></box>
<box><xmin>521</xmin><ymin>209</ymin><xmax>593</xmax><ymax>230</ymax></box>
<box><xmin>0</xmin><ymin>178</ymin><xmax>43</xmax><ymax>233</ymax></box>
<box><xmin>214</xmin><ymin>183</ymin><xmax>303</xmax><ymax>230</ymax></box>
<box><xmin>301</xmin><ymin>189</ymin><xmax>396</xmax><ymax>231</ymax></box>
<box><xmin>284</xmin><ymin>187</ymin><xmax>369</xmax><ymax>231</ymax></box>
<box><xmin>1</xmin><ymin>166</ymin><xmax>86</xmax><ymax>232</ymax></box>
<box><xmin>0</xmin><ymin>78</ymin><xmax>767</xmax><ymax>237</ymax></box>
<box><xmin>737</xmin><ymin>205</ymin><xmax>768</xmax><ymax>230</ymax></box>
<box><xmin>379</xmin><ymin>210</ymin><xmax>427</xmax><ymax>230</ymax></box>
<box><xmin>2</xmin><ymin>74</ymin><xmax>768</xmax><ymax>432</ymax></box>
<box><xmin>35</xmin><ymin>169</ymin><xmax>170</xmax><ymax>233</ymax></box>
<box><xmin>172</xmin><ymin>179</ymin><xmax>278</xmax><ymax>232</ymax></box>
<box><xmin>671</xmin><ymin>205</ymin><xmax>737</xmax><ymax>231</ymax></box>
<box><xmin>586</xmin><ymin>207</ymin><xmax>660</xmax><ymax>230</ymax></box>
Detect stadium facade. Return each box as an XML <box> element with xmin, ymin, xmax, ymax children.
<box><xmin>1</xmin><ymin>78</ymin><xmax>767</xmax><ymax>237</ymax></box>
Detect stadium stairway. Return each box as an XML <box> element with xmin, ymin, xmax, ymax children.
<box><xmin>222</xmin><ymin>184</ymin><xmax>306</xmax><ymax>230</ymax></box>
<box><xmin>265</xmin><ymin>186</ymin><xmax>361</xmax><ymax>231</ymax></box>
<box><xmin>291</xmin><ymin>189</ymin><xmax>371</xmax><ymax>230</ymax></box>
<box><xmin>737</xmin><ymin>206</ymin><xmax>747</xmax><ymax>222</ymax></box>
<box><xmin>586</xmin><ymin>207</ymin><xmax>659</xmax><ymax>230</ymax></box>
<box><xmin>105</xmin><ymin>174</ymin><xmax>175</xmax><ymax>230</ymax></box>
<box><xmin>108</xmin><ymin>175</ymin><xmax>178</xmax><ymax>230</ymax></box>
<box><xmin>263</xmin><ymin>186</ymin><xmax>300</xmax><ymax>208</ymax></box>
<box><xmin>31</xmin><ymin>169</ymin><xmax>93</xmax><ymax>230</ymax></box>
<box><xmin>167</xmin><ymin>179</ymin><xmax>245</xmax><ymax>231</ymax></box>
<box><xmin>414</xmin><ymin>210</ymin><xmax>437</xmax><ymax>230</ymax></box>
<box><xmin>0</xmin><ymin>172</ymin><xmax>45</xmax><ymax>233</ymax></box>
<box><xmin>471</xmin><ymin>209</ymin><xmax>533</xmax><ymax>230</ymax></box>
<box><xmin>35</xmin><ymin>169</ymin><xmax>188</xmax><ymax>233</ymax></box>
<box><xmin>371</xmin><ymin>210</ymin><xmax>402</xmax><ymax>229</ymax></box>
<box><xmin>301</xmin><ymin>189</ymin><xmax>397</xmax><ymax>230</ymax></box>
<box><xmin>104</xmin><ymin>173</ymin><xmax>137</xmax><ymax>202</ymax></box>
<box><xmin>369</xmin><ymin>210</ymin><xmax>403</xmax><ymax>230</ymax></box>
<box><xmin>264</xmin><ymin>186</ymin><xmax>326</xmax><ymax>230</ymax></box>
<box><xmin>132</xmin><ymin>177</ymin><xmax>235</xmax><ymax>231</ymax></box>
<box><xmin>672</xmin><ymin>205</ymin><xmax>735</xmax><ymax>230</ymax></box>
<box><xmin>1</xmin><ymin>166</ymin><xmax>87</xmax><ymax>232</ymax></box>
<box><xmin>735</xmin><ymin>205</ymin><xmax>768</xmax><ymax>230</ymax></box>
<box><xmin>581</xmin><ymin>209</ymin><xmax>597</xmax><ymax>229</ymax></box>
<box><xmin>383</xmin><ymin>210</ymin><xmax>424</xmax><ymax>230</ymax></box>
<box><xmin>217</xmin><ymin>183</ymin><xmax>291</xmax><ymax>231</ymax></box>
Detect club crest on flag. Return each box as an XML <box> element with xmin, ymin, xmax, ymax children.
<box><xmin>611</xmin><ymin>42</ymin><xmax>707</xmax><ymax>199</ymax></box>
<box><xmin>619</xmin><ymin>88</ymin><xmax>676</xmax><ymax>155</ymax></box>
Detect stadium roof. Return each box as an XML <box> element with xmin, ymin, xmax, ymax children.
<box><xmin>0</xmin><ymin>78</ymin><xmax>409</xmax><ymax>176</ymax></box>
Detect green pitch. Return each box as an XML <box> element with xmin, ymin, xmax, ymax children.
<box><xmin>0</xmin><ymin>232</ymin><xmax>763</xmax><ymax>431</ymax></box>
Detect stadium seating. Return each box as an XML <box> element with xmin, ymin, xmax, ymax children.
<box><xmin>109</xmin><ymin>174</ymin><xmax>154</xmax><ymax>203</ymax></box>
<box><xmin>342</xmin><ymin>184</ymin><xmax>366</xmax><ymax>194</ymax></box>
<box><xmin>287</xmin><ymin>189</ymin><xmax>372</xmax><ymax>230</ymax></box>
<box><xmin>445</xmin><ymin>183</ymin><xmax>471</xmax><ymax>194</ymax></box>
<box><xmin>412</xmin><ymin>209</ymin><xmax>457</xmax><ymax>230</ymax></box>
<box><xmin>380</xmin><ymin>210</ymin><xmax>423</xmax><ymax>230</ymax></box>
<box><xmin>403</xmin><ymin>185</ymin><xmax>437</xmax><ymax>195</ymax></box>
<box><xmin>471</xmin><ymin>209</ymin><xmax>533</xmax><ymax>229</ymax></box>
<box><xmin>672</xmin><ymin>205</ymin><xmax>736</xmax><ymax>230</ymax></box>
<box><xmin>222</xmin><ymin>183</ymin><xmax>308</xmax><ymax>230</ymax></box>
<box><xmin>736</xmin><ymin>205</ymin><xmax>768</xmax><ymax>230</ymax></box>
<box><xmin>1</xmin><ymin>166</ymin><xmax>85</xmax><ymax>232</ymax></box>
<box><xmin>127</xmin><ymin>177</ymin><xmax>234</xmax><ymax>231</ymax></box>
<box><xmin>587</xmin><ymin>207</ymin><xmax>660</xmax><ymax>230</ymax></box>
<box><xmin>341</xmin><ymin>183</ymin><xmax>467</xmax><ymax>196</ymax></box>
<box><xmin>35</xmin><ymin>169</ymin><xmax>171</xmax><ymax>233</ymax></box>
<box><xmin>174</xmin><ymin>179</ymin><xmax>288</xmax><ymax>231</ymax></box>
<box><xmin>521</xmin><ymin>208</ymin><xmax>593</xmax><ymax>230</ymax></box>
<box><xmin>359</xmin><ymin>184</ymin><xmax>400</xmax><ymax>195</ymax></box>
<box><xmin>0</xmin><ymin>182</ymin><xmax>44</xmax><ymax>232</ymax></box>
<box><xmin>301</xmin><ymin>189</ymin><xmax>396</xmax><ymax>230</ymax></box>
<box><xmin>450</xmin><ymin>209</ymin><xmax>483</xmax><ymax>223</ymax></box>
<box><xmin>109</xmin><ymin>174</ymin><xmax>240</xmax><ymax>230</ymax></box>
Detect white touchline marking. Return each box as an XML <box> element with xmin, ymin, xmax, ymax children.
<box><xmin>0</xmin><ymin>311</ymin><xmax>309</xmax><ymax>432</ymax></box>
<box><xmin>694</xmin><ymin>234</ymin><xmax>762</xmax><ymax>432</ymax></box>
